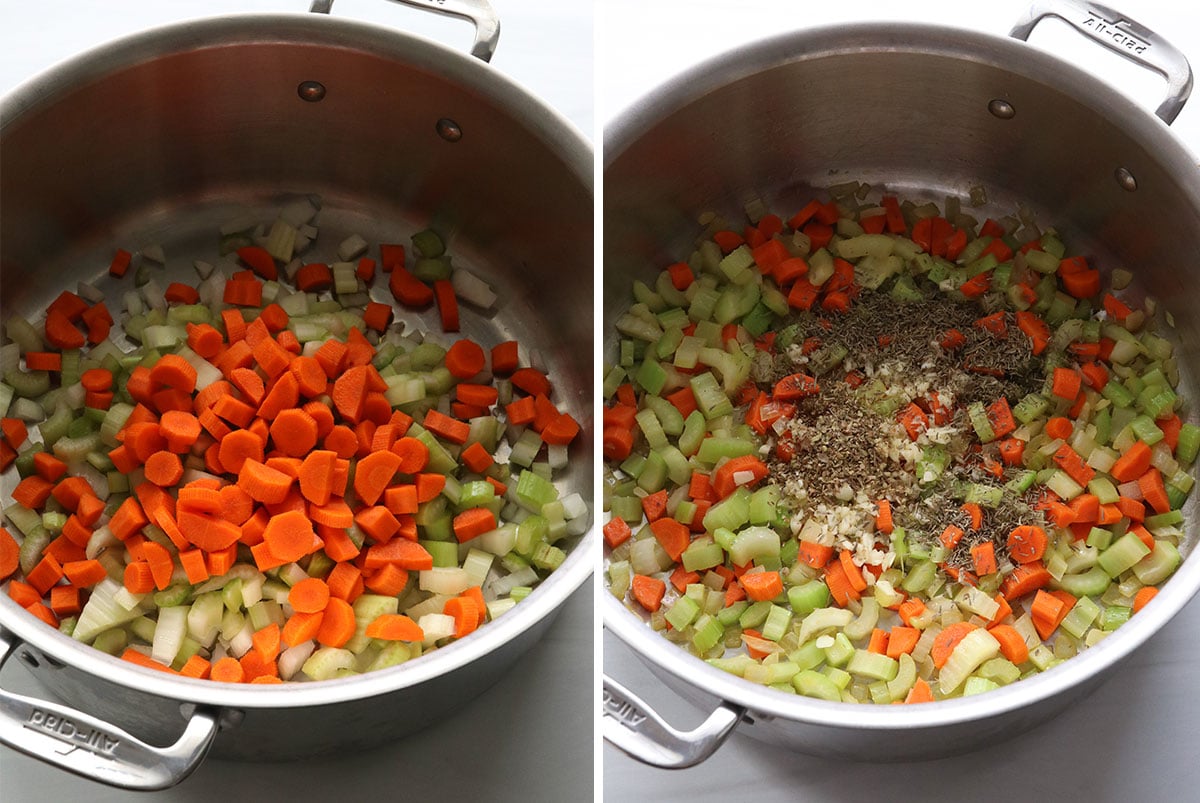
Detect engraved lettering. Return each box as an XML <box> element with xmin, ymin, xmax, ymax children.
<box><xmin>24</xmin><ymin>707</ymin><xmax>121</xmax><ymax>755</ymax></box>
<box><xmin>602</xmin><ymin>690</ymin><xmax>648</xmax><ymax>728</ymax></box>
<box><xmin>1081</xmin><ymin>13</ymin><xmax>1149</xmax><ymax>56</ymax></box>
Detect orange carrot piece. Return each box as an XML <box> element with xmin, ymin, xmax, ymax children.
<box><xmin>875</xmin><ymin>499</ymin><xmax>894</xmax><ymax>534</ymax></box>
<box><xmin>364</xmin><ymin>563</ymin><xmax>410</xmax><ymax>596</ymax></box>
<box><xmin>904</xmin><ymin>678</ymin><xmax>935</xmax><ymax>704</ymax></box>
<box><xmin>352</xmin><ymin>450</ymin><xmax>402</xmax><ymax>506</ymax></box>
<box><xmin>491</xmin><ymin>341</ymin><xmax>519</xmax><ymax>375</ymax></box>
<box><xmin>143</xmin><ymin>450</ymin><xmax>184</xmax><ymax>487</ymax></box>
<box><xmin>445</xmin><ymin>339</ymin><xmax>486</xmax><ymax>379</ymax></box>
<box><xmin>432</xmin><ymin>280</ymin><xmax>459</xmax><ymax>332</ymax></box>
<box><xmin>252</xmin><ymin>623</ymin><xmax>282</xmax><ymax>662</ymax></box>
<box><xmin>631</xmin><ymin>574</ymin><xmax>666</xmax><ymax>612</ymax></box>
<box><xmin>1133</xmin><ymin>586</ymin><xmax>1158</xmax><ymax>613</ymax></box>
<box><xmin>460</xmin><ymin>441</ymin><xmax>494</xmax><ymax>474</ymax></box>
<box><xmin>740</xmin><ymin>570</ymin><xmax>784</xmax><ymax>602</ymax></box>
<box><xmin>210</xmin><ymin>656</ymin><xmax>246</xmax><ymax>683</ymax></box>
<box><xmin>648</xmin><ymin>517</ymin><xmax>690</xmax><ymax>562</ymax></box>
<box><xmin>1111</xmin><ymin>440</ymin><xmax>1153</xmax><ymax>483</ymax></box>
<box><xmin>886</xmin><ymin>626</ymin><xmax>920</xmax><ymax>659</ymax></box>
<box><xmin>316</xmin><ymin>596</ymin><xmax>356</xmax><ymax>648</ymax></box>
<box><xmin>443</xmin><ymin>596</ymin><xmax>479</xmax><ymax>638</ymax></box>
<box><xmin>260</xmin><ymin>509</ymin><xmax>317</xmax><ymax>563</ymax></box>
<box><xmin>422</xmin><ymin>409</ymin><xmax>470</xmax><ymax>445</ymax></box>
<box><xmin>1007</xmin><ymin>525</ymin><xmax>1048</xmax><ymax>564</ymax></box>
<box><xmin>453</xmin><ymin>508</ymin><xmax>497</xmax><ymax>543</ymax></box>
<box><xmin>988</xmin><ymin>624</ymin><xmax>1030</xmax><ymax>664</ymax></box>
<box><xmin>123</xmin><ymin>561</ymin><xmax>156</xmax><ymax>594</ymax></box>
<box><xmin>930</xmin><ymin>622</ymin><xmax>979</xmax><ymax>669</ymax></box>
<box><xmin>388</xmin><ymin>436</ymin><xmax>429</xmax><ymax>475</ymax></box>
<box><xmin>365</xmin><ymin>613</ymin><xmax>426</xmax><ymax>642</ymax></box>
<box><xmin>796</xmin><ymin>540</ymin><xmax>834</xmax><ymax>569</ymax></box>
<box><xmin>970</xmin><ymin>541</ymin><xmax>997</xmax><ymax>576</ymax></box>
<box><xmin>711</xmin><ymin>455</ymin><xmax>769</xmax><ymax>499</ymax></box>
<box><xmin>238</xmin><ymin>458</ymin><xmax>294</xmax><ymax>504</ymax></box>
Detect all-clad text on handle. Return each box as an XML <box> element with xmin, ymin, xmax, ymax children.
<box><xmin>602</xmin><ymin>674</ymin><xmax>743</xmax><ymax>769</ymax></box>
<box><xmin>0</xmin><ymin>629</ymin><xmax>221</xmax><ymax>790</ymax></box>
<box><xmin>1010</xmin><ymin>0</ymin><xmax>1193</xmax><ymax>123</ymax></box>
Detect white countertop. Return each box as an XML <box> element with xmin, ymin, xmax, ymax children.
<box><xmin>600</xmin><ymin>1</ymin><xmax>1200</xmax><ymax>801</ymax></box>
<box><xmin>0</xmin><ymin>2</ymin><xmax>594</xmax><ymax>801</ymax></box>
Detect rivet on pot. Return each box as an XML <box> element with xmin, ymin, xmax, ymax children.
<box><xmin>19</xmin><ymin>650</ymin><xmax>40</xmax><ymax>669</ymax></box>
<box><xmin>988</xmin><ymin>99</ymin><xmax>1016</xmax><ymax>119</ymax></box>
<box><xmin>436</xmin><ymin>118</ymin><xmax>463</xmax><ymax>142</ymax></box>
<box><xmin>1115</xmin><ymin>167</ymin><xmax>1138</xmax><ymax>192</ymax></box>
<box><xmin>298</xmin><ymin>81</ymin><xmax>327</xmax><ymax>102</ymax></box>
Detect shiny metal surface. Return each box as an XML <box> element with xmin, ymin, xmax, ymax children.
<box><xmin>0</xmin><ymin>629</ymin><xmax>220</xmax><ymax>790</ymax></box>
<box><xmin>0</xmin><ymin>11</ymin><xmax>592</xmax><ymax>782</ymax></box>
<box><xmin>1011</xmin><ymin>0</ymin><xmax>1194</xmax><ymax>123</ymax></box>
<box><xmin>603</xmin><ymin>675</ymin><xmax>743</xmax><ymax>768</ymax></box>
<box><xmin>604</xmin><ymin>20</ymin><xmax>1200</xmax><ymax>762</ymax></box>
<box><xmin>311</xmin><ymin>0</ymin><xmax>501</xmax><ymax>63</ymax></box>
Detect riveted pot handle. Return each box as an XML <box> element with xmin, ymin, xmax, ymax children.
<box><xmin>603</xmin><ymin>675</ymin><xmax>743</xmax><ymax>768</ymax></box>
<box><xmin>311</xmin><ymin>0</ymin><xmax>500</xmax><ymax>63</ymax></box>
<box><xmin>1010</xmin><ymin>0</ymin><xmax>1193</xmax><ymax>124</ymax></box>
<box><xmin>0</xmin><ymin>629</ymin><xmax>220</xmax><ymax>790</ymax></box>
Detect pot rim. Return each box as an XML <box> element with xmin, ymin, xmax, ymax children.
<box><xmin>0</xmin><ymin>13</ymin><xmax>595</xmax><ymax>708</ymax></box>
<box><xmin>603</xmin><ymin>20</ymin><xmax>1200</xmax><ymax>731</ymax></box>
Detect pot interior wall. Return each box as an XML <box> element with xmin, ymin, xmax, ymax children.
<box><xmin>605</xmin><ymin>40</ymin><xmax>1200</xmax><ymax>412</ymax></box>
<box><xmin>2</xmin><ymin>19</ymin><xmax>593</xmax><ymax>509</ymax></box>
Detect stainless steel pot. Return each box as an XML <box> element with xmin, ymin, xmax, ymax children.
<box><xmin>0</xmin><ymin>0</ymin><xmax>594</xmax><ymax>789</ymax></box>
<box><xmin>603</xmin><ymin>0</ymin><xmax>1199</xmax><ymax>767</ymax></box>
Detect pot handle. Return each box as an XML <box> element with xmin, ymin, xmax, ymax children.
<box><xmin>0</xmin><ymin>628</ymin><xmax>220</xmax><ymax>790</ymax></box>
<box><xmin>1010</xmin><ymin>0</ymin><xmax>1193</xmax><ymax>124</ymax></box>
<box><xmin>602</xmin><ymin>675</ymin><xmax>744</xmax><ymax>768</ymax></box>
<box><xmin>310</xmin><ymin>0</ymin><xmax>500</xmax><ymax>63</ymax></box>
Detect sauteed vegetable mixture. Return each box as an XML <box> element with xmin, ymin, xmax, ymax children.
<box><xmin>0</xmin><ymin>199</ymin><xmax>586</xmax><ymax>682</ymax></box>
<box><xmin>604</xmin><ymin>184</ymin><xmax>1195</xmax><ymax>702</ymax></box>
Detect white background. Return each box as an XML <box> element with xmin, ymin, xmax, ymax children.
<box><xmin>599</xmin><ymin>2</ymin><xmax>1200</xmax><ymax>802</ymax></box>
<box><xmin>0</xmin><ymin>2</ymin><xmax>593</xmax><ymax>802</ymax></box>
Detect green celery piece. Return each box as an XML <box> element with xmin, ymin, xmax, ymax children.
<box><xmin>740</xmin><ymin>301</ymin><xmax>776</xmax><ymax>337</ymax></box>
<box><xmin>748</xmin><ymin>485</ymin><xmax>779</xmax><ymax>525</ymax></box>
<box><xmin>689</xmin><ymin>372</ymin><xmax>733</xmax><ymax>419</ymax></box>
<box><xmin>728</xmin><ymin>525</ymin><xmax>781</xmax><ymax>567</ymax></box>
<box><xmin>1131</xmin><ymin>540</ymin><xmax>1181</xmax><ymax>586</ymax></box>
<box><xmin>761</xmin><ymin>605</ymin><xmax>793</xmax><ymax>641</ymax></box>
<box><xmin>1101</xmin><ymin>605</ymin><xmax>1132</xmax><ymax>631</ymax></box>
<box><xmin>677</xmin><ymin>410</ymin><xmax>707</xmax><ymax>457</ymax></box>
<box><xmin>916</xmin><ymin>445</ymin><xmax>950</xmax><ymax>484</ymax></box>
<box><xmin>717</xmin><ymin>600</ymin><xmax>749</xmax><ymax>627</ymax></box>
<box><xmin>655</xmin><ymin>326</ymin><xmax>685</xmax><ymax>361</ymax></box>
<box><xmin>846</xmin><ymin>649</ymin><xmax>898</xmax><ymax>682</ymax></box>
<box><xmin>691</xmin><ymin>614</ymin><xmax>725</xmax><ymax>652</ymax></box>
<box><xmin>703</xmin><ymin>487</ymin><xmax>752</xmax><ymax>532</ymax></box>
<box><xmin>644</xmin><ymin>394</ymin><xmax>685</xmax><ymax>437</ymax></box>
<box><xmin>788</xmin><ymin>580</ymin><xmax>830</xmax><ymax>616</ymax></box>
<box><xmin>1012</xmin><ymin>393</ymin><xmax>1050</xmax><ymax>425</ymax></box>
<box><xmin>681</xmin><ymin>540</ymin><xmax>725</xmax><ymax>573</ymax></box>
<box><xmin>635</xmin><ymin>408</ymin><xmax>668</xmax><ymax>450</ymax></box>
<box><xmin>695</xmin><ymin>436</ymin><xmax>756</xmax><ymax>464</ymax></box>
<box><xmin>1176</xmin><ymin>423</ymin><xmax>1200</xmax><ymax>464</ymax></box>
<box><xmin>665</xmin><ymin>595</ymin><xmax>701</xmax><ymax>631</ymax></box>
<box><xmin>738</xmin><ymin>600</ymin><xmax>772</xmax><ymax>630</ymax></box>
<box><xmin>635</xmin><ymin>358</ymin><xmax>667</xmax><ymax>396</ymax></box>
<box><xmin>1053</xmin><ymin>566</ymin><xmax>1110</xmax><ymax>597</ymax></box>
<box><xmin>1098</xmin><ymin>532</ymin><xmax>1152</xmax><ymax>577</ymax></box>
